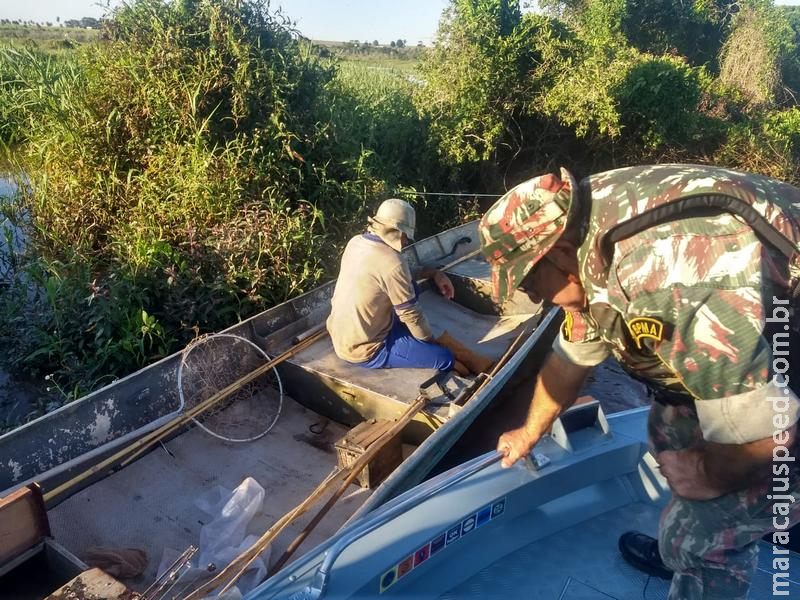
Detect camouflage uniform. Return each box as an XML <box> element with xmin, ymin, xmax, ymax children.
<box><xmin>651</xmin><ymin>401</ymin><xmax>800</xmax><ymax>598</ymax></box>
<box><xmin>480</xmin><ymin>164</ymin><xmax>800</xmax><ymax>599</ymax></box>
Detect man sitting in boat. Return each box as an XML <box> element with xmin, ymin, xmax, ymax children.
<box><xmin>327</xmin><ymin>198</ymin><xmax>482</xmax><ymax>375</ymax></box>
<box><xmin>478</xmin><ymin>164</ymin><xmax>799</xmax><ymax>599</ymax></box>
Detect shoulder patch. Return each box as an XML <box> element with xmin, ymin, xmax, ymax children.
<box><xmin>627</xmin><ymin>317</ymin><xmax>664</xmax><ymax>349</ymax></box>
<box><xmin>562</xmin><ymin>312</ymin><xmax>574</xmax><ymax>342</ymax></box>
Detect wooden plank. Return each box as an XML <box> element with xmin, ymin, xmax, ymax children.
<box><xmin>0</xmin><ymin>483</ymin><xmax>50</xmax><ymax>567</ymax></box>
<box><xmin>45</xmin><ymin>568</ymin><xmax>140</xmax><ymax>599</ymax></box>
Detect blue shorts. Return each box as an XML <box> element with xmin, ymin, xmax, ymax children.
<box><xmin>353</xmin><ymin>318</ymin><xmax>454</xmax><ymax>371</ymax></box>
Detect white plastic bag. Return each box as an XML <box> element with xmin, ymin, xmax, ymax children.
<box><xmin>157</xmin><ymin>477</ymin><xmax>270</xmax><ymax>598</ymax></box>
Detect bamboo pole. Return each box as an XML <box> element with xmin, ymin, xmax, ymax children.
<box><xmin>265</xmin><ymin>328</ymin><xmax>529</xmax><ymax>577</ymax></box>
<box><xmin>42</xmin><ymin>329</ymin><xmax>328</xmax><ymax>504</ymax></box>
<box><xmin>185</xmin><ymin>396</ymin><xmax>428</xmax><ymax>600</ymax></box>
<box><xmin>42</xmin><ymin>247</ymin><xmax>483</xmax><ymax>505</ymax></box>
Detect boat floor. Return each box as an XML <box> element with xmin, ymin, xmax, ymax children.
<box><xmin>48</xmin><ymin>397</ymin><xmax>372</xmax><ymax>592</ymax></box>
<box><xmin>282</xmin><ymin>291</ymin><xmax>535</xmax><ymax>405</ymax></box>
<box><xmin>440</xmin><ymin>501</ymin><xmax>798</xmax><ymax>599</ymax></box>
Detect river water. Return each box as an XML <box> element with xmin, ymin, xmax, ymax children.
<box><xmin>0</xmin><ymin>176</ymin><xmax>39</xmax><ymax>431</ymax></box>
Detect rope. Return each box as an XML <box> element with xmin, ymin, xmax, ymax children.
<box><xmin>397</xmin><ymin>191</ymin><xmax>503</xmax><ymax>198</ymax></box>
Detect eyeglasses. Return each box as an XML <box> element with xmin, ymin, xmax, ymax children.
<box><xmin>517</xmin><ymin>257</ymin><xmax>548</xmax><ymax>294</ymax></box>
<box><xmin>517</xmin><ymin>255</ymin><xmax>570</xmax><ymax>294</ymax></box>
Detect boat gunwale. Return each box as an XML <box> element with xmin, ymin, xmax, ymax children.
<box><xmin>0</xmin><ymin>221</ymin><xmax>512</xmax><ymax>496</ymax></box>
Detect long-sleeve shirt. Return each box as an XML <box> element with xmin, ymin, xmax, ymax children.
<box><xmin>326</xmin><ymin>233</ymin><xmax>433</xmax><ymax>363</ymax></box>
<box><xmin>553</xmin><ymin>164</ymin><xmax>800</xmax><ymax>445</ymax></box>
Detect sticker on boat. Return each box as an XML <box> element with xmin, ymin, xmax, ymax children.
<box><xmin>379</xmin><ymin>496</ymin><xmax>507</xmax><ymax>593</ymax></box>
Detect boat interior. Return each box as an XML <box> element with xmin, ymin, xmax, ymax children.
<box><xmin>45</xmin><ymin>394</ymin><xmax>373</xmax><ymax>595</ymax></box>
<box><xmin>250</xmin><ymin>403</ymin><xmax>800</xmax><ymax>600</ymax></box>
<box><xmin>261</xmin><ymin>230</ymin><xmax>543</xmax><ymax>440</ymax></box>
<box><xmin>0</xmin><ymin>222</ymin><xmax>552</xmax><ymax>598</ymax></box>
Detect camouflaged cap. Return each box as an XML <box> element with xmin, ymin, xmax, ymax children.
<box><xmin>479</xmin><ymin>168</ymin><xmax>578</xmax><ymax>303</ymax></box>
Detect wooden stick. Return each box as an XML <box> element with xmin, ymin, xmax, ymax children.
<box><xmin>182</xmin><ymin>466</ymin><xmax>348</xmax><ymax>600</ymax></box>
<box><xmin>265</xmin><ymin>455</ymin><xmax>375</xmax><ymax>577</ymax></box>
<box><xmin>220</xmin><ymin>396</ymin><xmax>427</xmax><ymax>595</ymax></box>
<box><xmin>42</xmin><ymin>329</ymin><xmax>328</xmax><ymax>503</ymax></box>
<box><xmin>265</xmin><ymin>325</ymin><xmax>525</xmax><ymax>578</ymax></box>
<box><xmin>437</xmin><ymin>248</ymin><xmax>482</xmax><ymax>272</ymax></box>
<box><xmin>186</xmin><ymin>396</ymin><xmax>428</xmax><ymax>600</ymax></box>
<box><xmin>118</xmin><ymin>328</ymin><xmax>326</xmax><ymax>466</ymax></box>
<box><xmin>415</xmin><ymin>248</ymin><xmax>482</xmax><ymax>286</ymax></box>
<box><xmin>469</xmin><ymin>325</ymin><xmax>531</xmax><ymax>399</ymax></box>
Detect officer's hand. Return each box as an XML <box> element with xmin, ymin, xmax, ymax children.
<box><xmin>497</xmin><ymin>427</ymin><xmax>539</xmax><ymax>469</ymax></box>
<box><xmin>432</xmin><ymin>271</ymin><xmax>455</xmax><ymax>300</ymax></box>
<box><xmin>656</xmin><ymin>449</ymin><xmax>728</xmax><ymax>500</ymax></box>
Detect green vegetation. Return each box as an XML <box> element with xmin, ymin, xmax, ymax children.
<box><xmin>0</xmin><ymin>1</ymin><xmax>458</xmax><ymax>417</ymax></box>
<box><xmin>0</xmin><ymin>23</ymin><xmax>99</xmax><ymax>54</ymax></box>
<box><xmin>0</xmin><ymin>0</ymin><xmax>798</xmax><ymax>427</ymax></box>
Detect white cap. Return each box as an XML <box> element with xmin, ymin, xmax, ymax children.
<box><xmin>372</xmin><ymin>198</ymin><xmax>416</xmax><ymax>240</ymax></box>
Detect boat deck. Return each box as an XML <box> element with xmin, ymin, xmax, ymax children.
<box><xmin>283</xmin><ymin>290</ymin><xmax>534</xmax><ymax>406</ymax></box>
<box><xmin>440</xmin><ymin>500</ymin><xmax>798</xmax><ymax>599</ymax></box>
<box><xmin>249</xmin><ymin>405</ymin><xmax>798</xmax><ymax>600</ymax></box>
<box><xmin>47</xmin><ymin>397</ymin><xmax>372</xmax><ymax>593</ymax></box>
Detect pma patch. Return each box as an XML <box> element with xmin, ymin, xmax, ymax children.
<box><xmin>627</xmin><ymin>317</ymin><xmax>664</xmax><ymax>349</ymax></box>
<box><xmin>561</xmin><ymin>312</ymin><xmax>574</xmax><ymax>342</ymax></box>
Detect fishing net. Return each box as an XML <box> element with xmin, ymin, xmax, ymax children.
<box><xmin>177</xmin><ymin>333</ymin><xmax>283</xmax><ymax>443</ymax></box>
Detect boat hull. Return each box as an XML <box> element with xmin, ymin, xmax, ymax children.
<box><xmin>0</xmin><ymin>221</ymin><xmax>551</xmax><ymax>510</ymax></box>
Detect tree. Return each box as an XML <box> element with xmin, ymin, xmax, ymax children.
<box><xmin>540</xmin><ymin>0</ymin><xmax>737</xmax><ymax>69</ymax></box>
<box><xmin>720</xmin><ymin>1</ymin><xmax>797</xmax><ymax>107</ymax></box>
<box><xmin>395</xmin><ymin>38</ymin><xmax>405</xmax><ymax>48</ymax></box>
<box><xmin>417</xmin><ymin>0</ymin><xmax>576</xmax><ymax>167</ymax></box>
<box><xmin>372</xmin><ymin>39</ymin><xmax>379</xmax><ymax>46</ymax></box>
<box><xmin>80</xmin><ymin>17</ymin><xmax>101</xmax><ymax>29</ymax></box>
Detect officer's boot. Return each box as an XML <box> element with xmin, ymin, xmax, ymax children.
<box><xmin>618</xmin><ymin>531</ymin><xmax>673</xmax><ymax>580</ymax></box>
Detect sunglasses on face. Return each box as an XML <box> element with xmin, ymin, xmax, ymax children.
<box><xmin>517</xmin><ymin>255</ymin><xmax>571</xmax><ymax>294</ymax></box>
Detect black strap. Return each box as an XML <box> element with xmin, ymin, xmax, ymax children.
<box><xmin>599</xmin><ymin>193</ymin><xmax>798</xmax><ymax>268</ymax></box>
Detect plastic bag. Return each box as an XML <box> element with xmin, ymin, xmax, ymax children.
<box><xmin>157</xmin><ymin>477</ymin><xmax>270</xmax><ymax>598</ymax></box>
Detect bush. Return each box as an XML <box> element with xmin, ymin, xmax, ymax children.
<box><xmin>540</xmin><ymin>30</ymin><xmax>720</xmax><ymax>153</ymax></box>
<box><xmin>720</xmin><ymin>2</ymin><xmax>797</xmax><ymax>108</ymax></box>
<box><xmin>763</xmin><ymin>107</ymin><xmax>800</xmax><ymax>161</ymax></box>
<box><xmin>0</xmin><ymin>0</ymin><xmax>421</xmax><ymax>405</ymax></box>
<box><xmin>416</xmin><ymin>0</ymin><xmax>578</xmax><ymax>172</ymax></box>
<box><xmin>613</xmin><ymin>55</ymin><xmax>713</xmax><ymax>148</ymax></box>
<box><xmin>712</xmin><ymin>119</ymin><xmax>799</xmax><ymax>185</ymax></box>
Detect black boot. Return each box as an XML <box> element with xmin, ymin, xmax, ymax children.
<box><xmin>618</xmin><ymin>531</ymin><xmax>673</xmax><ymax>580</ymax></box>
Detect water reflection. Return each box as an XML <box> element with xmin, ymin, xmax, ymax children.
<box><xmin>0</xmin><ymin>175</ymin><xmax>38</xmax><ymax>433</ymax></box>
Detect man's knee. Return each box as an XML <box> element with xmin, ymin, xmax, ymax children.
<box><xmin>658</xmin><ymin>499</ymin><xmax>689</xmax><ymax>573</ymax></box>
<box><xmin>433</xmin><ymin>346</ymin><xmax>454</xmax><ymax>371</ymax></box>
<box><xmin>659</xmin><ymin>495</ymin><xmax>760</xmax><ymax>597</ymax></box>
